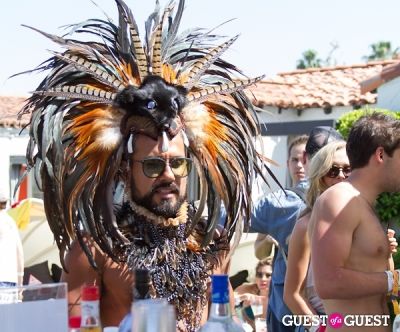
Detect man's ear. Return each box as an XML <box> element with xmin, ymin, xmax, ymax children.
<box><xmin>376</xmin><ymin>147</ymin><xmax>385</xmax><ymax>163</ymax></box>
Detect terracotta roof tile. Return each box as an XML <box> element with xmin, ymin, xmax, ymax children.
<box><xmin>0</xmin><ymin>95</ymin><xmax>29</xmax><ymax>128</ymax></box>
<box><xmin>248</xmin><ymin>60</ymin><xmax>400</xmax><ymax>110</ymax></box>
<box><xmin>360</xmin><ymin>61</ymin><xmax>400</xmax><ymax>94</ymax></box>
<box><xmin>2</xmin><ymin>60</ymin><xmax>400</xmax><ymax>128</ymax></box>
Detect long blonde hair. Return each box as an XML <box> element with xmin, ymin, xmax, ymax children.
<box><xmin>306</xmin><ymin>140</ymin><xmax>347</xmax><ymax>209</ymax></box>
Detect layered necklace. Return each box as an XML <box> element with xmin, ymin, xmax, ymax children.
<box><xmin>117</xmin><ymin>201</ymin><xmax>218</xmax><ymax>332</ymax></box>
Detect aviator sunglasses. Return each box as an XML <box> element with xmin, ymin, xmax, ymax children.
<box><xmin>133</xmin><ymin>157</ymin><xmax>192</xmax><ymax>178</ymax></box>
<box><xmin>326</xmin><ymin>165</ymin><xmax>351</xmax><ymax>178</ymax></box>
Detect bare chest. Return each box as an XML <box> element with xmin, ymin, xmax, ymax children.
<box><xmin>349</xmin><ymin>211</ymin><xmax>389</xmax><ymax>269</ymax></box>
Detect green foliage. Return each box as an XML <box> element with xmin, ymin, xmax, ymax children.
<box><xmin>296</xmin><ymin>49</ymin><xmax>322</xmax><ymax>69</ymax></box>
<box><xmin>336</xmin><ymin>108</ymin><xmax>400</xmax><ymax>268</ymax></box>
<box><xmin>362</xmin><ymin>41</ymin><xmax>399</xmax><ymax>62</ymax></box>
<box><xmin>296</xmin><ymin>42</ymin><xmax>339</xmax><ymax>69</ymax></box>
<box><xmin>336</xmin><ymin>107</ymin><xmax>400</xmax><ymax>139</ymax></box>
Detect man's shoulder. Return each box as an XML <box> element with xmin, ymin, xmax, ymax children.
<box><xmin>285</xmin><ymin>186</ymin><xmax>307</xmax><ymax>203</ymax></box>
<box><xmin>64</xmin><ymin>236</ymin><xmax>107</xmax><ymax>270</ymax></box>
<box><xmin>315</xmin><ymin>182</ymin><xmax>361</xmax><ymax>221</ymax></box>
<box><xmin>252</xmin><ymin>189</ymin><xmax>305</xmax><ymax>220</ymax></box>
<box><xmin>319</xmin><ymin>181</ymin><xmax>357</xmax><ymax>204</ymax></box>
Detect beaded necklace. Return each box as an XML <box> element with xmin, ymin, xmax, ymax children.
<box><xmin>118</xmin><ymin>201</ymin><xmax>218</xmax><ymax>332</ymax></box>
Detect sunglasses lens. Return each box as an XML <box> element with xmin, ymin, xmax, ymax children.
<box><xmin>327</xmin><ymin>166</ymin><xmax>339</xmax><ymax>178</ymax></box>
<box><xmin>140</xmin><ymin>158</ymin><xmax>193</xmax><ymax>178</ymax></box>
<box><xmin>142</xmin><ymin>159</ymin><xmax>165</xmax><ymax>178</ymax></box>
<box><xmin>343</xmin><ymin>167</ymin><xmax>351</xmax><ymax>177</ymax></box>
<box><xmin>327</xmin><ymin>165</ymin><xmax>351</xmax><ymax>178</ymax></box>
<box><xmin>170</xmin><ymin>158</ymin><xmax>192</xmax><ymax>177</ymax></box>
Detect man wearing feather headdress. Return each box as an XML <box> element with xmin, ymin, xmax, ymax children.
<box><xmin>20</xmin><ymin>0</ymin><xmax>273</xmax><ymax>331</ymax></box>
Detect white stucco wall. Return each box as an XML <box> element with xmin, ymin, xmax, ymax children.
<box><xmin>254</xmin><ymin>105</ymin><xmax>352</xmax><ymax>189</ymax></box>
<box><xmin>0</xmin><ymin>130</ymin><xmax>29</xmax><ymax>203</ymax></box>
<box><xmin>377</xmin><ymin>77</ymin><xmax>400</xmax><ymax>111</ymax></box>
<box><xmin>258</xmin><ymin>105</ymin><xmax>352</xmax><ymax>125</ymax></box>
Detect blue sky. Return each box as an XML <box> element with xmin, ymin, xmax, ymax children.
<box><xmin>1</xmin><ymin>0</ymin><xmax>400</xmax><ymax>95</ymax></box>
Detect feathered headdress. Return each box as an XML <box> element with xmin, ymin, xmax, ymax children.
<box><xmin>20</xmin><ymin>0</ymin><xmax>275</xmax><ymax>269</ymax></box>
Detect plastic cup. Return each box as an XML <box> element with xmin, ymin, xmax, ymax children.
<box><xmin>132</xmin><ymin>299</ymin><xmax>175</xmax><ymax>332</ymax></box>
<box><xmin>255</xmin><ymin>317</ymin><xmax>267</xmax><ymax>332</ymax></box>
<box><xmin>251</xmin><ymin>296</ymin><xmax>263</xmax><ymax>316</ymax></box>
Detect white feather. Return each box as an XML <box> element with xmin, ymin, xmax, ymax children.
<box><xmin>181</xmin><ymin>103</ymin><xmax>210</xmax><ymax>150</ymax></box>
<box><xmin>98</xmin><ymin>127</ymin><xmax>122</xmax><ymax>150</ymax></box>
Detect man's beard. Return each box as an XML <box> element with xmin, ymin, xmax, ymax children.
<box><xmin>131</xmin><ymin>181</ymin><xmax>186</xmax><ymax>218</ymax></box>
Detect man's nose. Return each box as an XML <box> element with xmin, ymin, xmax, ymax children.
<box><xmin>159</xmin><ymin>162</ymin><xmax>175</xmax><ymax>180</ymax></box>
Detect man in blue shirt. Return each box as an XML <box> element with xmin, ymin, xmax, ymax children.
<box><xmin>251</xmin><ymin>126</ymin><xmax>343</xmax><ymax>332</ymax></box>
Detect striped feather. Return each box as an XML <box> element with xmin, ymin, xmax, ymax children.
<box><xmin>184</xmin><ymin>35</ymin><xmax>239</xmax><ymax>89</ymax></box>
<box><xmin>187</xmin><ymin>76</ymin><xmax>264</xmax><ymax>103</ymax></box>
<box><xmin>51</xmin><ymin>52</ymin><xmax>126</xmax><ymax>91</ymax></box>
<box><xmin>33</xmin><ymin>86</ymin><xmax>116</xmax><ymax>103</ymax></box>
<box><xmin>115</xmin><ymin>0</ymin><xmax>148</xmax><ymax>80</ymax></box>
<box><xmin>151</xmin><ymin>7</ymin><xmax>170</xmax><ymax>76</ymax></box>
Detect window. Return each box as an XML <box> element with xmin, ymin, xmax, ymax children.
<box><xmin>9</xmin><ymin>156</ymin><xmax>43</xmax><ymax>204</ymax></box>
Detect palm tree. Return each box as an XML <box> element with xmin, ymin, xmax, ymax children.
<box><xmin>296</xmin><ymin>49</ymin><xmax>322</xmax><ymax>69</ymax></box>
<box><xmin>363</xmin><ymin>41</ymin><xmax>399</xmax><ymax>61</ymax></box>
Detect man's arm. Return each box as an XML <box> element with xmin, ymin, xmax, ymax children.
<box><xmin>249</xmin><ymin>190</ymin><xmax>304</xmax><ymax>235</ymax></box>
<box><xmin>311</xmin><ymin>189</ymin><xmax>388</xmax><ymax>299</ymax></box>
<box><xmin>60</xmin><ymin>238</ymin><xmax>102</xmax><ymax>316</ymax></box>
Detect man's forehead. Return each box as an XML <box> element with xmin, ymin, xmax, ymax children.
<box><xmin>290</xmin><ymin>143</ymin><xmax>306</xmax><ymax>156</ymax></box>
<box><xmin>134</xmin><ymin>133</ymin><xmax>185</xmax><ymax>156</ymax></box>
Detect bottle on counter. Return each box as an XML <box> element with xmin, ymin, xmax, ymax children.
<box><xmin>198</xmin><ymin>274</ymin><xmax>245</xmax><ymax>332</ymax></box>
<box><xmin>131</xmin><ymin>268</ymin><xmax>175</xmax><ymax>332</ymax></box>
<box><xmin>119</xmin><ymin>269</ymin><xmax>152</xmax><ymax>332</ymax></box>
<box><xmin>80</xmin><ymin>285</ymin><xmax>101</xmax><ymax>332</ymax></box>
<box><xmin>132</xmin><ymin>269</ymin><xmax>152</xmax><ymax>300</ymax></box>
<box><xmin>393</xmin><ymin>314</ymin><xmax>400</xmax><ymax>331</ymax></box>
<box><xmin>69</xmin><ymin>316</ymin><xmax>81</xmax><ymax>332</ymax></box>
<box><xmin>103</xmin><ymin>327</ymin><xmax>119</xmax><ymax>332</ymax></box>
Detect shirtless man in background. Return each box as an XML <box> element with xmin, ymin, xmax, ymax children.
<box><xmin>310</xmin><ymin>112</ymin><xmax>400</xmax><ymax>331</ymax></box>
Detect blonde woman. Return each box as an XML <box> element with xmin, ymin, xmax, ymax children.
<box><xmin>283</xmin><ymin>141</ymin><xmax>349</xmax><ymax>328</ymax></box>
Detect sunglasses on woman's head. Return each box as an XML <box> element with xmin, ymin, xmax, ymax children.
<box><xmin>326</xmin><ymin>165</ymin><xmax>351</xmax><ymax>178</ymax></box>
<box><xmin>133</xmin><ymin>157</ymin><xmax>192</xmax><ymax>178</ymax></box>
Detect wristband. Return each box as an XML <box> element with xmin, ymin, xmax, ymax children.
<box><xmin>391</xmin><ymin>270</ymin><xmax>400</xmax><ymax>315</ymax></box>
<box><xmin>394</xmin><ymin>270</ymin><xmax>399</xmax><ymax>296</ymax></box>
<box><xmin>385</xmin><ymin>270</ymin><xmax>394</xmax><ymax>293</ymax></box>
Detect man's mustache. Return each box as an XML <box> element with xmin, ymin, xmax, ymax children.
<box><xmin>151</xmin><ymin>182</ymin><xmax>179</xmax><ymax>194</ymax></box>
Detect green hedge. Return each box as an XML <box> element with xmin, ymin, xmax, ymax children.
<box><xmin>336</xmin><ymin>108</ymin><xmax>400</xmax><ymax>267</ymax></box>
